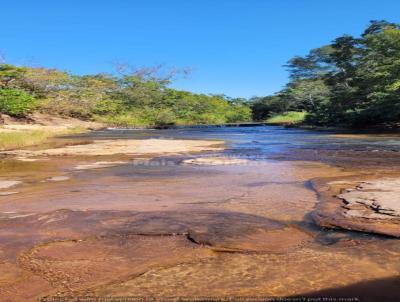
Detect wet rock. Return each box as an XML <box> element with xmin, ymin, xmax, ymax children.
<box><xmin>73</xmin><ymin>161</ymin><xmax>128</xmax><ymax>170</ymax></box>
<box><xmin>18</xmin><ymin>235</ymin><xmax>213</xmax><ymax>298</ymax></box>
<box><xmin>0</xmin><ymin>191</ymin><xmax>19</xmax><ymax>196</ymax></box>
<box><xmin>182</xmin><ymin>157</ymin><xmax>249</xmax><ymax>166</ymax></box>
<box><xmin>93</xmin><ymin>244</ymin><xmax>400</xmax><ymax>299</ymax></box>
<box><xmin>0</xmin><ymin>208</ymin><xmax>312</xmax><ymax>299</ymax></box>
<box><xmin>47</xmin><ymin>176</ymin><xmax>70</xmax><ymax>182</ymax></box>
<box><xmin>0</xmin><ymin>209</ymin><xmax>312</xmax><ymax>253</ymax></box>
<box><xmin>15</xmin><ymin>157</ymin><xmax>47</xmax><ymax>162</ymax></box>
<box><xmin>0</xmin><ymin>180</ymin><xmax>21</xmax><ymax>189</ymax></box>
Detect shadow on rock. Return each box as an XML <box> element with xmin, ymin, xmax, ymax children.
<box><xmin>293</xmin><ymin>275</ymin><xmax>400</xmax><ymax>302</ymax></box>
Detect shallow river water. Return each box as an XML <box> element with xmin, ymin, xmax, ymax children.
<box><xmin>0</xmin><ymin>126</ymin><xmax>400</xmax><ymax>301</ymax></box>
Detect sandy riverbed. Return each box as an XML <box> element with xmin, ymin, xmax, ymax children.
<box><xmin>2</xmin><ymin>138</ymin><xmax>224</xmax><ymax>157</ymax></box>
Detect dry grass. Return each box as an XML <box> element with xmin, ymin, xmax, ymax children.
<box><xmin>0</xmin><ymin>127</ymin><xmax>87</xmax><ymax>150</ymax></box>
<box><xmin>266</xmin><ymin>111</ymin><xmax>307</xmax><ymax>125</ymax></box>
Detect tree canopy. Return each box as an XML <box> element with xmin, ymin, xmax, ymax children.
<box><xmin>3</xmin><ymin>20</ymin><xmax>400</xmax><ymax>129</ymax></box>
<box><xmin>252</xmin><ymin>20</ymin><xmax>400</xmax><ymax>127</ymax></box>
<box><xmin>0</xmin><ymin>64</ymin><xmax>251</xmax><ymax>126</ymax></box>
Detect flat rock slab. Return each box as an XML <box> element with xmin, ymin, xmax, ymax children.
<box><xmin>0</xmin><ymin>209</ymin><xmax>312</xmax><ymax>254</ymax></box>
<box><xmin>0</xmin><ymin>209</ymin><xmax>312</xmax><ymax>299</ymax></box>
<box><xmin>2</xmin><ymin>139</ymin><xmax>223</xmax><ymax>157</ymax></box>
<box><xmin>0</xmin><ymin>191</ymin><xmax>19</xmax><ymax>196</ymax></box>
<box><xmin>338</xmin><ymin>179</ymin><xmax>400</xmax><ymax>218</ymax></box>
<box><xmin>17</xmin><ymin>235</ymin><xmax>213</xmax><ymax>298</ymax></box>
<box><xmin>0</xmin><ymin>180</ymin><xmax>21</xmax><ymax>189</ymax></box>
<box><xmin>312</xmin><ymin>178</ymin><xmax>400</xmax><ymax>237</ymax></box>
<box><xmin>73</xmin><ymin>161</ymin><xmax>128</xmax><ymax>170</ymax></box>
<box><xmin>15</xmin><ymin>157</ymin><xmax>48</xmax><ymax>162</ymax></box>
<box><xmin>47</xmin><ymin>176</ymin><xmax>70</xmax><ymax>182</ymax></box>
<box><xmin>182</xmin><ymin>157</ymin><xmax>249</xmax><ymax>166</ymax></box>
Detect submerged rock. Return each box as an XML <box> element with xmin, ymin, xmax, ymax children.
<box><xmin>47</xmin><ymin>176</ymin><xmax>70</xmax><ymax>182</ymax></box>
<box><xmin>74</xmin><ymin>161</ymin><xmax>128</xmax><ymax>170</ymax></box>
<box><xmin>182</xmin><ymin>157</ymin><xmax>249</xmax><ymax>166</ymax></box>
<box><xmin>0</xmin><ymin>209</ymin><xmax>312</xmax><ymax>253</ymax></box>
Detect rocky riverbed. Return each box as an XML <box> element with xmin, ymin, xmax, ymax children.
<box><xmin>0</xmin><ymin>126</ymin><xmax>400</xmax><ymax>301</ymax></box>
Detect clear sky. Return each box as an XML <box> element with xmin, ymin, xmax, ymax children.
<box><xmin>1</xmin><ymin>0</ymin><xmax>400</xmax><ymax>98</ymax></box>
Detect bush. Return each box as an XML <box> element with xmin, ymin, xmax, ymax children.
<box><xmin>153</xmin><ymin>108</ymin><xmax>177</xmax><ymax>126</ymax></box>
<box><xmin>94</xmin><ymin>113</ymin><xmax>144</xmax><ymax>127</ymax></box>
<box><xmin>266</xmin><ymin>111</ymin><xmax>307</xmax><ymax>124</ymax></box>
<box><xmin>0</xmin><ymin>64</ymin><xmax>254</xmax><ymax>126</ymax></box>
<box><xmin>0</xmin><ymin>88</ymin><xmax>36</xmax><ymax>117</ymax></box>
<box><xmin>225</xmin><ymin>105</ymin><xmax>252</xmax><ymax>123</ymax></box>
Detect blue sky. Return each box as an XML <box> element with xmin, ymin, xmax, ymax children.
<box><xmin>1</xmin><ymin>0</ymin><xmax>400</xmax><ymax>98</ymax></box>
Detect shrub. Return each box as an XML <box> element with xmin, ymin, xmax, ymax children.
<box><xmin>0</xmin><ymin>88</ymin><xmax>36</xmax><ymax>117</ymax></box>
<box><xmin>153</xmin><ymin>108</ymin><xmax>177</xmax><ymax>126</ymax></box>
<box><xmin>94</xmin><ymin>113</ymin><xmax>149</xmax><ymax>127</ymax></box>
<box><xmin>266</xmin><ymin>111</ymin><xmax>307</xmax><ymax>124</ymax></box>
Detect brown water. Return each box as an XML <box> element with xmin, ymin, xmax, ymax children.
<box><xmin>1</xmin><ymin>126</ymin><xmax>400</xmax><ymax>301</ymax></box>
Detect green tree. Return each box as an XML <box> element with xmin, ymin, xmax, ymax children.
<box><xmin>280</xmin><ymin>20</ymin><xmax>400</xmax><ymax>127</ymax></box>
<box><xmin>0</xmin><ymin>88</ymin><xmax>36</xmax><ymax>117</ymax></box>
<box><xmin>282</xmin><ymin>79</ymin><xmax>331</xmax><ymax>112</ymax></box>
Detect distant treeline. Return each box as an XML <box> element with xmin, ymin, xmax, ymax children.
<box><xmin>0</xmin><ymin>64</ymin><xmax>251</xmax><ymax>127</ymax></box>
<box><xmin>250</xmin><ymin>20</ymin><xmax>400</xmax><ymax>127</ymax></box>
<box><xmin>2</xmin><ymin>20</ymin><xmax>399</xmax><ymax>128</ymax></box>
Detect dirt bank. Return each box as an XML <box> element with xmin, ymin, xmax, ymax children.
<box><xmin>0</xmin><ymin>113</ymin><xmax>104</xmax><ymax>151</ymax></box>
<box><xmin>0</xmin><ymin>112</ymin><xmax>102</xmax><ymax>131</ymax></box>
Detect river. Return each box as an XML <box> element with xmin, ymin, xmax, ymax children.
<box><xmin>0</xmin><ymin>126</ymin><xmax>399</xmax><ymax>301</ymax></box>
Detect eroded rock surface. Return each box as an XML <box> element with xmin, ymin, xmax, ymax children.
<box><xmin>94</xmin><ymin>243</ymin><xmax>400</xmax><ymax>298</ymax></box>
<box><xmin>338</xmin><ymin>179</ymin><xmax>400</xmax><ymax>219</ymax></box>
<box><xmin>1</xmin><ymin>129</ymin><xmax>400</xmax><ymax>301</ymax></box>
<box><xmin>20</xmin><ymin>235</ymin><xmax>213</xmax><ymax>298</ymax></box>
<box><xmin>312</xmin><ymin>178</ymin><xmax>400</xmax><ymax>237</ymax></box>
<box><xmin>0</xmin><ymin>209</ymin><xmax>311</xmax><ymax>253</ymax></box>
<box><xmin>0</xmin><ymin>208</ymin><xmax>312</xmax><ymax>300</ymax></box>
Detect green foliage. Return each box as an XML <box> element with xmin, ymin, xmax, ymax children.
<box><xmin>225</xmin><ymin>103</ymin><xmax>252</xmax><ymax>123</ymax></box>
<box><xmin>258</xmin><ymin>20</ymin><xmax>400</xmax><ymax>128</ymax></box>
<box><xmin>94</xmin><ymin>112</ymin><xmax>150</xmax><ymax>127</ymax></box>
<box><xmin>280</xmin><ymin>79</ymin><xmax>331</xmax><ymax>112</ymax></box>
<box><xmin>0</xmin><ymin>64</ymin><xmax>27</xmax><ymax>89</ymax></box>
<box><xmin>266</xmin><ymin>111</ymin><xmax>307</xmax><ymax>124</ymax></box>
<box><xmin>0</xmin><ymin>63</ymin><xmax>251</xmax><ymax>126</ymax></box>
<box><xmin>0</xmin><ymin>88</ymin><xmax>36</xmax><ymax>116</ymax></box>
<box><xmin>249</xmin><ymin>96</ymin><xmax>286</xmax><ymax>121</ymax></box>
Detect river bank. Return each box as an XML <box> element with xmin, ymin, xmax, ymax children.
<box><xmin>0</xmin><ymin>113</ymin><xmax>104</xmax><ymax>150</ymax></box>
